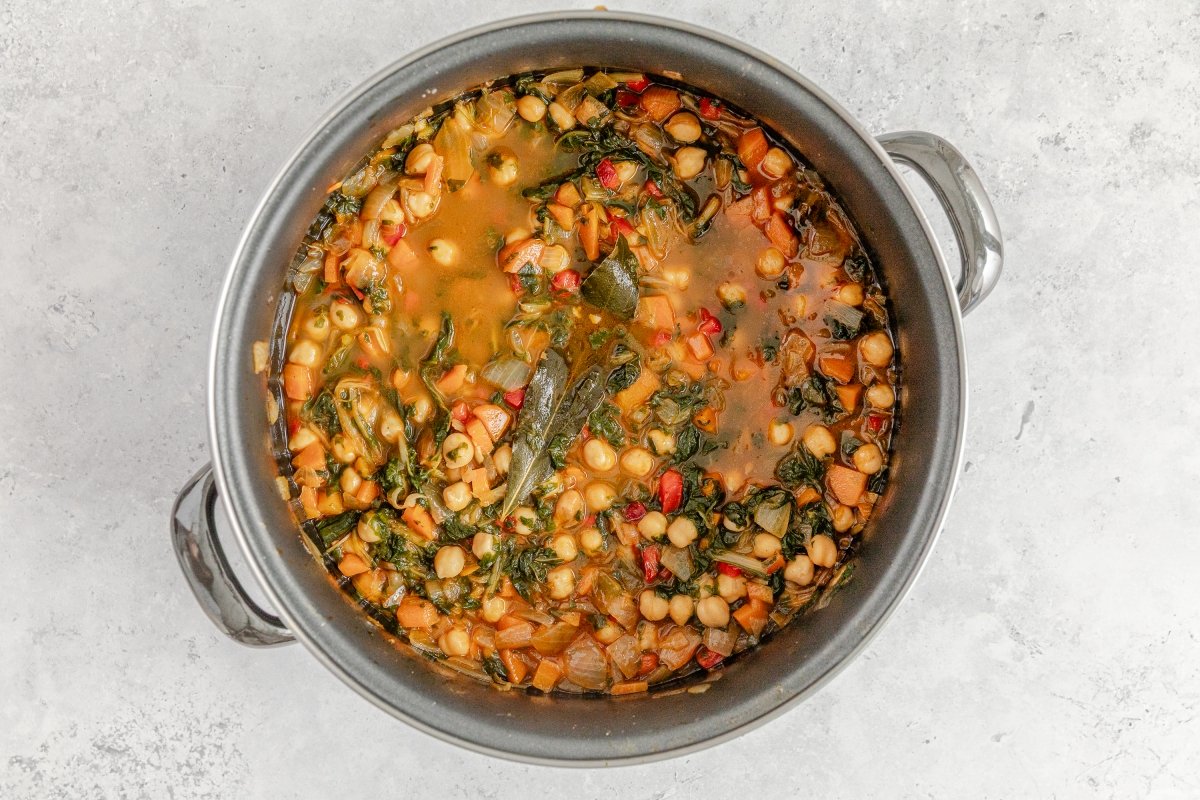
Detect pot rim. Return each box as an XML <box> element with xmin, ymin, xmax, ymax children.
<box><xmin>206</xmin><ymin>9</ymin><xmax>967</xmax><ymax>767</ymax></box>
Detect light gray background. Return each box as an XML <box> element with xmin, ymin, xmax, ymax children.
<box><xmin>2</xmin><ymin>1</ymin><xmax>1198</xmax><ymax>797</ymax></box>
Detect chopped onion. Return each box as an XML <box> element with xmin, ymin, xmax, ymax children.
<box><xmin>563</xmin><ymin>635</ymin><xmax>608</xmax><ymax>691</ymax></box>
<box><xmin>824</xmin><ymin>300</ymin><xmax>864</xmax><ymax>332</ymax></box>
<box><xmin>606</xmin><ymin>634</ymin><xmax>642</xmax><ymax>679</ymax></box>
<box><xmin>555</xmin><ymin>82</ymin><xmax>587</xmax><ymax>112</ymax></box>
<box><xmin>480</xmin><ymin>357</ymin><xmax>532</xmax><ymax>391</ymax></box>
<box><xmin>362</xmin><ymin>174</ymin><xmax>400</xmax><ymax>220</ymax></box>
<box><xmin>340</xmin><ymin>162</ymin><xmax>384</xmax><ymax>197</ymax></box>
<box><xmin>289</xmin><ymin>245</ymin><xmax>324</xmax><ymax>292</ymax></box>
<box><xmin>712</xmin><ymin>551</ymin><xmax>769</xmax><ymax>578</ymax></box>
<box><xmin>475</xmin><ymin>90</ymin><xmax>516</xmax><ymax>136</ymax></box>
<box><xmin>495</xmin><ymin>621</ymin><xmax>533</xmax><ymax>650</ymax></box>
<box><xmin>703</xmin><ymin>626</ymin><xmax>738</xmax><ymax>657</ymax></box>
<box><xmin>543</xmin><ymin>68</ymin><xmax>584</xmax><ymax>86</ymax></box>
<box><xmin>753</xmin><ymin>496</ymin><xmax>792</xmax><ymax>538</ymax></box>
<box><xmin>514</xmin><ymin>607</ymin><xmax>555</xmax><ymax>626</ymax></box>
<box><xmin>659</xmin><ymin>545</ymin><xmax>694</xmax><ymax>582</ymax></box>
<box><xmin>531</xmin><ymin>622</ymin><xmax>578</xmax><ymax>655</ymax></box>
<box><xmin>434</xmin><ymin>116</ymin><xmax>474</xmax><ymax>188</ymax></box>
<box><xmin>658</xmin><ymin>627</ymin><xmax>702</xmax><ymax>671</ymax></box>
<box><xmin>583</xmin><ymin>72</ymin><xmax>618</xmax><ymax>95</ymax></box>
<box><xmin>361</xmin><ymin>218</ymin><xmax>381</xmax><ymax>250</ymax></box>
<box><xmin>631</xmin><ymin>123</ymin><xmax>668</xmax><ymax>159</ymax></box>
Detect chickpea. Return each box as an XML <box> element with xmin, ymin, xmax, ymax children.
<box><xmin>756</xmin><ymin>246</ymin><xmax>787</xmax><ymax>280</ymax></box>
<box><xmin>545</xmin><ymin>565</ymin><xmax>576</xmax><ymax>599</ymax></box>
<box><xmin>608</xmin><ymin>160</ymin><xmax>637</xmax><ymax>185</ymax></box>
<box><xmin>442</xmin><ymin>481</ymin><xmax>472</xmax><ymax>512</ymax></box>
<box><xmin>288</xmin><ymin>427</ymin><xmax>318</xmax><ymax>452</ymax></box>
<box><xmin>853</xmin><ymin>443</ymin><xmax>884</xmax><ymax>475</ymax></box>
<box><xmin>378</xmin><ymin>198</ymin><xmax>405</xmax><ymax>227</ymax></box>
<box><xmin>584</xmin><ymin>481</ymin><xmax>616</xmax><ymax>512</ymax></box>
<box><xmin>405</xmin><ymin>142</ymin><xmax>435</xmax><ymax>175</ymax></box>
<box><xmin>664</xmin><ymin>111</ymin><xmax>702</xmax><ymax>143</ymax></box>
<box><xmin>492</xmin><ymin>443</ymin><xmax>512</xmax><ymax>475</ymax></box>
<box><xmin>547</xmin><ymin>101</ymin><xmax>575</xmax><ymax>131</ymax></box>
<box><xmin>620</xmin><ymin>446</ymin><xmax>655</xmax><ymax>478</ymax></box>
<box><xmin>860</xmin><ymin>331</ymin><xmax>895</xmax><ymax>367</ymax></box>
<box><xmin>481</xmin><ymin>596</ymin><xmax>508</xmax><ymax>623</ymax></box>
<box><xmin>801</xmin><ymin>424</ymin><xmax>837</xmax><ymax>459</ymax></box>
<box><xmin>717</xmin><ymin>573</ymin><xmax>747</xmax><ymax>602</ymax></box>
<box><xmin>667</xmin><ymin>516</ymin><xmax>698</xmax><ymax>548</ymax></box>
<box><xmin>760</xmin><ymin>147</ymin><xmax>793</xmax><ymax>178</ymax></box>
<box><xmin>752</xmin><ymin>532</ymin><xmax>782</xmax><ymax>559</ymax></box>
<box><xmin>866</xmin><ymin>383</ymin><xmax>896</xmax><ymax>409</ymax></box>
<box><xmin>837</xmin><ymin>283</ymin><xmax>865</xmax><ymax>306</ymax></box>
<box><xmin>638</xmin><ymin>511</ymin><xmax>668</xmax><ymax>541</ymax></box>
<box><xmin>668</xmin><ymin>594</ymin><xmax>694</xmax><ymax>626</ymax></box>
<box><xmin>662</xmin><ymin>267</ymin><xmax>690</xmax><ymax>291</ymax></box>
<box><xmin>486</xmin><ymin>147</ymin><xmax>519</xmax><ymax>187</ymax></box>
<box><xmin>672</xmin><ymin>146</ymin><xmax>707</xmax><ymax>180</ymax></box>
<box><xmin>579</xmin><ymin>527</ymin><xmax>604</xmax><ymax>554</ymax></box>
<box><xmin>410</xmin><ymin>395</ymin><xmax>433</xmax><ymax>425</ymax></box>
<box><xmin>809</xmin><ymin>534</ymin><xmax>838</xmax><ymax>568</ymax></box>
<box><xmin>831</xmin><ymin>503</ymin><xmax>855</xmax><ymax>533</ymax></box>
<box><xmin>647</xmin><ymin>429</ymin><xmax>676</xmax><ymax>455</ymax></box>
<box><xmin>594</xmin><ymin>621</ymin><xmax>623</xmax><ymax>644</ymax></box>
<box><xmin>717</xmin><ymin>281</ymin><xmax>747</xmax><ymax>309</ymax></box>
<box><xmin>768</xmin><ymin>420</ymin><xmax>794</xmax><ymax>447</ymax></box>
<box><xmin>442</xmin><ymin>432</ymin><xmax>474</xmax><ymax>469</ymax></box>
<box><xmin>438</xmin><ymin>627</ymin><xmax>470</xmax><ymax>657</ymax></box>
<box><xmin>391</xmin><ymin>367</ymin><xmax>411</xmax><ymax>391</ymax></box>
<box><xmin>330</xmin><ymin>299</ymin><xmax>360</xmax><ymax>330</ymax></box>
<box><xmin>554</xmin><ymin>489</ymin><xmax>584</xmax><ymax>528</ymax></box>
<box><xmin>330</xmin><ymin>434</ymin><xmax>358</xmax><ymax>464</ymax></box>
<box><xmin>434</xmin><ymin>545</ymin><xmax>466</xmax><ymax>579</ymax></box>
<box><xmin>516</xmin><ymin>94</ymin><xmax>546</xmax><ymax>122</ymax></box>
<box><xmin>551</xmin><ymin>533</ymin><xmax>579</xmax><ymax>563</ymax></box>
<box><xmin>696</xmin><ymin>573</ymin><xmax>716</xmax><ymax>598</ymax></box>
<box><xmin>379</xmin><ymin>410</ymin><xmax>405</xmax><ymax>444</ymax></box>
<box><xmin>639</xmin><ymin>589</ymin><xmax>670</xmax><ymax>621</ymax></box>
<box><xmin>696</xmin><ymin>596</ymin><xmax>730</xmax><ymax>628</ymax></box>
<box><xmin>427</xmin><ymin>238</ymin><xmax>458</xmax><ymax>267</ymax></box>
<box><xmin>508</xmin><ymin>506</ymin><xmax>537</xmax><ymax>537</ymax></box>
<box><xmin>404</xmin><ymin>189</ymin><xmax>436</xmax><ymax>221</ymax></box>
<box><xmin>784</xmin><ymin>555</ymin><xmax>815</xmax><ymax>586</ymax></box>
<box><xmin>582</xmin><ymin>438</ymin><xmax>617</xmax><ymax>472</ymax></box>
<box><xmin>339</xmin><ymin>467</ymin><xmax>362</xmax><ymax>495</ymax></box>
<box><xmin>472</xmin><ymin>531</ymin><xmax>496</xmax><ymax>560</ymax></box>
<box><xmin>302</xmin><ymin>311</ymin><xmax>330</xmax><ymax>341</ymax></box>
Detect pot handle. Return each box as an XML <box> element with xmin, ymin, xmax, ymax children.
<box><xmin>171</xmin><ymin>464</ymin><xmax>295</xmax><ymax>647</ymax></box>
<box><xmin>878</xmin><ymin>131</ymin><xmax>1003</xmax><ymax>316</ymax></box>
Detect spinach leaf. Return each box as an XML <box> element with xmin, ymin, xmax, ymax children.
<box><xmin>843</xmin><ymin>253</ymin><xmax>869</xmax><ymax>283</ymax></box>
<box><xmin>440</xmin><ymin>515</ymin><xmax>478</xmax><ymax>543</ymax></box>
<box><xmin>587</xmin><ymin>403</ymin><xmax>627</xmax><ymax>446</ymax></box>
<box><xmin>672</xmin><ymin>424</ymin><xmax>701</xmax><ymax>464</ymax></box>
<box><xmin>581</xmin><ymin>235</ymin><xmax>640</xmax><ymax>320</ymax></box>
<box><xmin>606</xmin><ymin>360</ymin><xmax>641</xmax><ymax>394</ymax></box>
<box><xmin>300</xmin><ymin>389</ymin><xmax>341</xmax><ymax>436</ymax></box>
<box><xmin>775</xmin><ymin>446</ymin><xmax>826</xmax><ymax>489</ymax></box>
<box><xmin>786</xmin><ymin>374</ymin><xmax>845</xmax><ymax>422</ymax></box>
<box><xmin>315</xmin><ymin>511</ymin><xmax>360</xmax><ymax>545</ymax></box>
<box><xmin>482</xmin><ymin>652</ymin><xmax>509</xmax><ymax>682</ymax></box>
<box><xmin>505</xmin><ymin>545</ymin><xmax>562</xmax><ymax>600</ymax></box>
<box><xmin>418</xmin><ymin>312</ymin><xmax>456</xmax><ymax>447</ymax></box>
<box><xmin>547</xmin><ymin>431</ymin><xmax>573</xmax><ymax>470</ymax></box>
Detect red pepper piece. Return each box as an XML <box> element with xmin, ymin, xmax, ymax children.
<box><xmin>643</xmin><ymin>179</ymin><xmax>664</xmax><ymax>199</ymax></box>
<box><xmin>451</xmin><ymin>401</ymin><xmax>471</xmax><ymax>423</ymax></box>
<box><xmin>698</xmin><ymin>97</ymin><xmax>721</xmax><ymax>120</ymax></box>
<box><xmin>868</xmin><ymin>414</ymin><xmax>886</xmax><ymax>432</ymax></box>
<box><xmin>651</xmin><ymin>330</ymin><xmax>672</xmax><ymax>348</ymax></box>
<box><xmin>658</xmin><ymin>469</ymin><xmax>683</xmax><ymax>514</ymax></box>
<box><xmin>608</xmin><ymin>217</ymin><xmax>636</xmax><ymax>243</ymax></box>
<box><xmin>623</xmin><ymin>501</ymin><xmax>647</xmax><ymax>522</ymax></box>
<box><xmin>716</xmin><ymin>562</ymin><xmax>742</xmax><ymax>577</ymax></box>
<box><xmin>697</xmin><ymin>307</ymin><xmax>722</xmax><ymax>336</ymax></box>
<box><xmin>625</xmin><ymin>75</ymin><xmax>649</xmax><ymax>93</ymax></box>
<box><xmin>696</xmin><ymin>646</ymin><xmax>724</xmax><ymax>670</ymax></box>
<box><xmin>616</xmin><ymin>89</ymin><xmax>639</xmax><ymax>108</ymax></box>
<box><xmin>503</xmin><ymin>388</ymin><xmax>525</xmax><ymax>409</ymax></box>
<box><xmin>640</xmin><ymin>544</ymin><xmax>662</xmax><ymax>583</ymax></box>
<box><xmin>354</xmin><ymin>354</ymin><xmax>370</xmax><ymax>369</ymax></box>
<box><xmin>287</xmin><ymin>417</ymin><xmax>301</xmax><ymax>436</ymax></box>
<box><xmin>550</xmin><ymin>268</ymin><xmax>582</xmax><ymax>292</ymax></box>
<box><xmin>596</xmin><ymin>157</ymin><xmax>619</xmax><ymax>190</ymax></box>
<box><xmin>381</xmin><ymin>222</ymin><xmax>407</xmax><ymax>246</ymax></box>
<box><xmin>637</xmin><ymin>652</ymin><xmax>660</xmax><ymax>677</ymax></box>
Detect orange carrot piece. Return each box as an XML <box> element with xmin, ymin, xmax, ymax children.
<box><xmin>338</xmin><ymin>552</ymin><xmax>370</xmax><ymax>577</ymax></box>
<box><xmin>685</xmin><ymin>332</ymin><xmax>714</xmax><ymax>361</ymax></box>
<box><xmin>298</xmin><ymin>486</ymin><xmax>320</xmax><ymax>519</ymax></box>
<box><xmin>472</xmin><ymin>403</ymin><xmax>512</xmax><ymax>441</ymax></box>
<box><xmin>818</xmin><ymin>356</ymin><xmax>857</xmax><ymax>384</ymax></box>
<box><xmin>500</xmin><ymin>649</ymin><xmax>528</xmax><ymax>684</ymax></box>
<box><xmin>737</xmin><ymin>128</ymin><xmax>768</xmax><ymax>170</ymax></box>
<box><xmin>323</xmin><ymin>252</ymin><xmax>340</xmax><ymax>284</ymax></box>
<box><xmin>354</xmin><ymin>480</ymin><xmax>379</xmax><ymax>505</ymax></box>
<box><xmin>733</xmin><ymin>599</ymin><xmax>770</xmax><ymax>637</ymax></box>
<box><xmin>546</xmin><ymin>202</ymin><xmax>576</xmax><ymax>230</ymax></box>
<box><xmin>291</xmin><ymin>441</ymin><xmax>326</xmax><ymax>471</ymax></box>
<box><xmin>578</xmin><ymin>204</ymin><xmax>600</xmax><ymax>262</ymax></box>
<box><xmin>395</xmin><ymin>596</ymin><xmax>439</xmax><ymax>628</ymax></box>
<box><xmin>531</xmin><ymin>660</ymin><xmax>563</xmax><ymax>692</ymax></box>
<box><xmin>387</xmin><ymin>237</ymin><xmax>418</xmax><ymax>269</ymax></box>
<box><xmin>637</xmin><ymin>294</ymin><xmax>675</xmax><ymax>331</ymax></box>
<box><xmin>765</xmin><ymin>212</ymin><xmax>799</xmax><ymax>258</ymax></box>
<box><xmin>611</xmin><ymin>681</ymin><xmax>649</xmax><ymax>696</ymax></box>
<box><xmin>465</xmin><ymin>417</ymin><xmax>494</xmax><ymax>456</ymax></box>
<box><xmin>402</xmin><ymin>504</ymin><xmax>437</xmax><ymax>540</ymax></box>
<box><xmin>435</xmin><ymin>363</ymin><xmax>468</xmax><ymax>394</ymax></box>
<box><xmin>498</xmin><ymin>237</ymin><xmax>545</xmax><ymax>273</ymax></box>
<box><xmin>750</xmin><ymin>186</ymin><xmax>772</xmax><ymax>224</ymax></box>
<box><xmin>639</xmin><ymin>86</ymin><xmax>680</xmax><ymax>122</ymax></box>
<box><xmin>614</xmin><ymin>368</ymin><xmax>661</xmax><ymax>412</ymax></box>
<box><xmin>317</xmin><ymin>491</ymin><xmax>345</xmax><ymax>516</ymax></box>
<box><xmin>827</xmin><ymin>464</ymin><xmax>868</xmax><ymax>506</ymax></box>
<box><xmin>835</xmin><ymin>383</ymin><xmax>863</xmax><ymax>412</ymax></box>
<box><xmin>794</xmin><ymin>486</ymin><xmax>821</xmax><ymax>507</ymax></box>
<box><xmin>282</xmin><ymin>364</ymin><xmax>314</xmax><ymax>400</ymax></box>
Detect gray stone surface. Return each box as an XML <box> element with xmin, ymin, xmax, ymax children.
<box><xmin>2</xmin><ymin>1</ymin><xmax>1198</xmax><ymax>796</ymax></box>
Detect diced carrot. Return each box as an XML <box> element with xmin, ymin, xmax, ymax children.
<box><xmin>499</xmin><ymin>649</ymin><xmax>527</xmax><ymax>684</ymax></box>
<box><xmin>435</xmin><ymin>363</ymin><xmax>468</xmax><ymax>394</ymax></box>
<box><xmin>558</xmin><ymin>611</ymin><xmax>582</xmax><ymax>626</ymax></box>
<box><xmin>531</xmin><ymin>659</ymin><xmax>563</xmax><ymax>692</ymax></box>
<box><xmin>498</xmin><ymin>237</ymin><xmax>546</xmax><ymax>273</ymax></box>
<box><xmin>387</xmin><ymin>237</ymin><xmax>418</xmax><ymax>269</ymax></box>
<box><xmin>692</xmin><ymin>407</ymin><xmax>718</xmax><ymax>433</ymax></box>
<box><xmin>835</xmin><ymin>383</ymin><xmax>863</xmax><ymax>412</ymax></box>
<box><xmin>546</xmin><ymin>202</ymin><xmax>576</xmax><ymax>230</ymax></box>
<box><xmin>746</xmin><ymin>582</ymin><xmax>774</xmax><ymax>604</ymax></box>
<box><xmin>818</xmin><ymin>356</ymin><xmax>857</xmax><ymax>384</ymax></box>
<box><xmin>614</xmin><ymin>367</ymin><xmax>661</xmax><ymax>412</ymax></box>
<box><xmin>496</xmin><ymin>615</ymin><xmax>526</xmax><ymax>631</ymax></box>
<box><xmin>338</xmin><ymin>552</ymin><xmax>370</xmax><ymax>577</ymax></box>
<box><xmin>555</xmin><ymin>181</ymin><xmax>582</xmax><ymax>208</ymax></box>
<box><xmin>737</xmin><ymin>128</ymin><xmax>768</xmax><ymax>170</ymax></box>
<box><xmin>291</xmin><ymin>441</ymin><xmax>326</xmax><ymax>471</ymax></box>
<box><xmin>827</xmin><ymin>464</ymin><xmax>868</xmax><ymax>505</ymax></box>
<box><xmin>764</xmin><ymin>553</ymin><xmax>786</xmax><ymax>575</ymax></box>
<box><xmin>578</xmin><ymin>203</ymin><xmax>600</xmax><ymax>262</ymax></box>
<box><xmin>468</xmin><ymin>468</ymin><xmax>491</xmax><ymax>497</ymax></box>
<box><xmin>794</xmin><ymin>485</ymin><xmax>821</xmax><ymax>506</ymax></box>
<box><xmin>765</xmin><ymin>213</ymin><xmax>799</xmax><ymax>258</ymax></box>
<box><xmin>354</xmin><ymin>480</ymin><xmax>379</xmax><ymax>505</ymax></box>
<box><xmin>423</xmin><ymin>154</ymin><xmax>444</xmax><ymax>194</ymax></box>
<box><xmin>637</xmin><ymin>294</ymin><xmax>675</xmax><ymax>331</ymax></box>
<box><xmin>685</xmin><ymin>332</ymin><xmax>714</xmax><ymax>361</ymax></box>
<box><xmin>473</xmin><ymin>403</ymin><xmax>512</xmax><ymax>441</ymax></box>
<box><xmin>639</xmin><ymin>86</ymin><xmax>680</xmax><ymax>122</ymax></box>
<box><xmin>323</xmin><ymin>252</ymin><xmax>340</xmax><ymax>284</ymax></box>
<box><xmin>726</xmin><ymin>195</ymin><xmax>754</xmax><ymax>221</ymax></box>
<box><xmin>465</xmin><ymin>417</ymin><xmax>494</xmax><ymax>456</ymax></box>
<box><xmin>282</xmin><ymin>364</ymin><xmax>314</xmax><ymax>400</ymax></box>
<box><xmin>751</xmin><ymin>186</ymin><xmax>772</xmax><ymax>224</ymax></box>
<box><xmin>402</xmin><ymin>504</ymin><xmax>437</xmax><ymax>540</ymax></box>
<box><xmin>317</xmin><ymin>491</ymin><xmax>345</xmax><ymax>516</ymax></box>
<box><xmin>611</xmin><ymin>681</ymin><xmax>649</xmax><ymax>696</ymax></box>
<box><xmin>396</xmin><ymin>596</ymin><xmax>439</xmax><ymax>628</ymax></box>
<box><xmin>733</xmin><ymin>598</ymin><xmax>770</xmax><ymax>637</ymax></box>
<box><xmin>298</xmin><ymin>486</ymin><xmax>320</xmax><ymax>519</ymax></box>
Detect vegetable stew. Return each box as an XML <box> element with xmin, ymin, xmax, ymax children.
<box><xmin>265</xmin><ymin>68</ymin><xmax>898</xmax><ymax>694</ymax></box>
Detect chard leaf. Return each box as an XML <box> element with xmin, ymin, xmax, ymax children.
<box><xmin>581</xmin><ymin>235</ymin><xmax>639</xmax><ymax>320</ymax></box>
<box><xmin>501</xmin><ymin>349</ymin><xmax>606</xmax><ymax>518</ymax></box>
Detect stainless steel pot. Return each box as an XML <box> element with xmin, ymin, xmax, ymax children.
<box><xmin>171</xmin><ymin>10</ymin><xmax>1002</xmax><ymax>765</ymax></box>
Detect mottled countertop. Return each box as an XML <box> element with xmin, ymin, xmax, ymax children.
<box><xmin>3</xmin><ymin>1</ymin><xmax>1198</xmax><ymax>797</ymax></box>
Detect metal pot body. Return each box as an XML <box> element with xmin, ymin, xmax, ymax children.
<box><xmin>173</xmin><ymin>11</ymin><xmax>1002</xmax><ymax>766</ymax></box>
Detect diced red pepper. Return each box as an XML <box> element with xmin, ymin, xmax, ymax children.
<box><xmin>354</xmin><ymin>354</ymin><xmax>370</xmax><ymax>369</ymax></box>
<box><xmin>697</xmin><ymin>307</ymin><xmax>722</xmax><ymax>336</ymax></box>
<box><xmin>287</xmin><ymin>417</ymin><xmax>300</xmax><ymax>436</ymax></box>
<box><xmin>651</xmin><ymin>330</ymin><xmax>672</xmax><ymax>348</ymax></box>
<box><xmin>637</xmin><ymin>652</ymin><xmax>660</xmax><ymax>677</ymax></box>
<box><xmin>625</xmin><ymin>75</ymin><xmax>650</xmax><ymax>93</ymax></box>
<box><xmin>868</xmin><ymin>414</ymin><xmax>885</xmax><ymax>432</ymax></box>
<box><xmin>508</xmin><ymin>274</ymin><xmax>525</xmax><ymax>295</ymax></box>
<box><xmin>349</xmin><ymin>284</ymin><xmax>365</xmax><ymax>301</ymax></box>
<box><xmin>698</xmin><ymin>97</ymin><xmax>721</xmax><ymax>120</ymax></box>
<box><xmin>696</xmin><ymin>646</ymin><xmax>724</xmax><ymax>670</ymax></box>
<box><xmin>616</xmin><ymin>90</ymin><xmax>639</xmax><ymax>108</ymax></box>
<box><xmin>640</xmin><ymin>544</ymin><xmax>662</xmax><ymax>583</ymax></box>
<box><xmin>503</xmin><ymin>389</ymin><xmax>525</xmax><ymax>409</ymax></box>
<box><xmin>596</xmin><ymin>157</ymin><xmax>619</xmax><ymax>190</ymax></box>
<box><xmin>716</xmin><ymin>562</ymin><xmax>742</xmax><ymax>577</ymax></box>
<box><xmin>551</xmin><ymin>269</ymin><xmax>582</xmax><ymax>292</ymax></box>
<box><xmin>451</xmin><ymin>401</ymin><xmax>471</xmax><ymax>423</ymax></box>
<box><xmin>381</xmin><ymin>222</ymin><xmax>407</xmax><ymax>246</ymax></box>
<box><xmin>643</xmin><ymin>179</ymin><xmax>664</xmax><ymax>199</ymax></box>
<box><xmin>658</xmin><ymin>469</ymin><xmax>683</xmax><ymax>514</ymax></box>
<box><xmin>623</xmin><ymin>501</ymin><xmax>647</xmax><ymax>522</ymax></box>
<box><xmin>608</xmin><ymin>217</ymin><xmax>636</xmax><ymax>243</ymax></box>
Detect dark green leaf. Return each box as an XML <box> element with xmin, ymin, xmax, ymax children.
<box><xmin>581</xmin><ymin>235</ymin><xmax>640</xmax><ymax>320</ymax></box>
<box><xmin>505</xmin><ymin>545</ymin><xmax>562</xmax><ymax>599</ymax></box>
<box><xmin>300</xmin><ymin>389</ymin><xmax>341</xmax><ymax>436</ymax></box>
<box><xmin>315</xmin><ymin>511</ymin><xmax>360</xmax><ymax>545</ymax></box>
<box><xmin>775</xmin><ymin>446</ymin><xmax>826</xmax><ymax>489</ymax></box>
<box><xmin>587</xmin><ymin>403</ymin><xmax>626</xmax><ymax>446</ymax></box>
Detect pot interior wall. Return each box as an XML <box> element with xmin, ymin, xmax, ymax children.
<box><xmin>211</xmin><ymin>12</ymin><xmax>963</xmax><ymax>764</ymax></box>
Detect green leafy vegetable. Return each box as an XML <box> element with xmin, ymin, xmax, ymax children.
<box><xmin>314</xmin><ymin>511</ymin><xmax>360</xmax><ymax>545</ymax></box>
<box><xmin>775</xmin><ymin>446</ymin><xmax>826</xmax><ymax>489</ymax></box>
<box><xmin>418</xmin><ymin>312</ymin><xmax>457</xmax><ymax>447</ymax></box>
<box><xmin>300</xmin><ymin>389</ymin><xmax>341</xmax><ymax>436</ymax></box>
<box><xmin>581</xmin><ymin>235</ymin><xmax>640</xmax><ymax>320</ymax></box>
<box><xmin>786</xmin><ymin>374</ymin><xmax>845</xmax><ymax>422</ymax></box>
<box><xmin>505</xmin><ymin>544</ymin><xmax>562</xmax><ymax>599</ymax></box>
<box><xmin>587</xmin><ymin>403</ymin><xmax>626</xmax><ymax>446</ymax></box>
